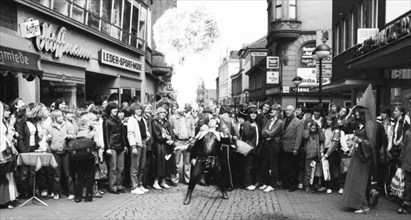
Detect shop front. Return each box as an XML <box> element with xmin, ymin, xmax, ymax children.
<box><xmin>0</xmin><ymin>26</ymin><xmax>43</xmax><ymax>104</ymax></box>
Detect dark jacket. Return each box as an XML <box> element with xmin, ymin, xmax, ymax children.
<box><xmin>241</xmin><ymin>121</ymin><xmax>259</xmax><ymax>148</ymax></box>
<box><xmin>400</xmin><ymin>129</ymin><xmax>411</xmax><ymax>172</ymax></box>
<box><xmin>261</xmin><ymin>117</ymin><xmax>283</xmax><ymax>142</ymax></box>
<box><xmin>281</xmin><ymin>116</ymin><xmax>304</xmax><ymax>153</ymax></box>
<box><xmin>15</xmin><ymin>119</ymin><xmax>39</xmax><ymax>153</ymax></box>
<box><xmin>103</xmin><ymin>116</ymin><xmax>124</xmax><ymax>151</ymax></box>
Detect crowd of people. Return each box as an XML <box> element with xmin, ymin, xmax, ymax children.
<box><xmin>0</xmin><ymin>95</ymin><xmax>411</xmax><ymax>215</ymax></box>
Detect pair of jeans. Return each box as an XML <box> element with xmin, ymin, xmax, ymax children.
<box><xmin>130</xmin><ymin>146</ymin><xmax>146</xmax><ymax>189</ymax></box>
<box><xmin>71</xmin><ymin>157</ymin><xmax>95</xmax><ymax>200</ymax></box>
<box><xmin>52</xmin><ymin>152</ymin><xmax>74</xmax><ymax>195</ymax></box>
<box><xmin>108</xmin><ymin>149</ymin><xmax>125</xmax><ymax>191</ymax></box>
<box><xmin>261</xmin><ymin>139</ymin><xmax>281</xmax><ymax>187</ymax></box>
<box><xmin>244</xmin><ymin>152</ymin><xmax>255</xmax><ymax>187</ymax></box>
<box><xmin>174</xmin><ymin>140</ymin><xmax>191</xmax><ymax>184</ymax></box>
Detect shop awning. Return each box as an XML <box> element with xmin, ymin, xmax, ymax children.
<box><xmin>346</xmin><ymin>34</ymin><xmax>411</xmax><ymax>69</ymax></box>
<box><xmin>311</xmin><ymin>79</ymin><xmax>384</xmax><ymax>93</ymax></box>
<box><xmin>0</xmin><ymin>27</ymin><xmax>43</xmax><ymax>81</ymax></box>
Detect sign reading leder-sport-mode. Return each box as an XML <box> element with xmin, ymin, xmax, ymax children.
<box><xmin>100</xmin><ymin>49</ymin><xmax>143</xmax><ymax>73</ymax></box>
<box><xmin>266</xmin><ymin>56</ymin><xmax>279</xmax><ymax>69</ymax></box>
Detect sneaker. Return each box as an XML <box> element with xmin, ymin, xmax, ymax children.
<box><xmin>140</xmin><ymin>186</ymin><xmax>149</xmax><ymax>192</ymax></box>
<box><xmin>131</xmin><ymin>188</ymin><xmax>145</xmax><ymax>195</ymax></box>
<box><xmin>338</xmin><ymin>188</ymin><xmax>344</xmax><ymax>195</ymax></box>
<box><xmin>40</xmin><ymin>190</ymin><xmax>47</xmax><ymax>197</ymax></box>
<box><xmin>161</xmin><ymin>183</ymin><xmax>170</xmax><ymax>189</ymax></box>
<box><xmin>93</xmin><ymin>192</ymin><xmax>103</xmax><ymax>198</ymax></box>
<box><xmin>318</xmin><ymin>187</ymin><xmax>327</xmax><ymax>192</ymax></box>
<box><xmin>259</xmin><ymin>185</ymin><xmax>267</xmax><ymax>190</ymax></box>
<box><xmin>246</xmin><ymin>185</ymin><xmax>256</xmax><ymax>191</ymax></box>
<box><xmin>153</xmin><ymin>183</ymin><xmax>162</xmax><ymax>190</ymax></box>
<box><xmin>53</xmin><ymin>195</ymin><xmax>60</xmax><ymax>200</ymax></box>
<box><xmin>297</xmin><ymin>183</ymin><xmax>303</xmax><ymax>189</ymax></box>
<box><xmin>326</xmin><ymin>189</ymin><xmax>332</xmax><ymax>194</ymax></box>
<box><xmin>264</xmin><ymin>186</ymin><xmax>275</xmax><ymax>193</ymax></box>
<box><xmin>354</xmin><ymin>207</ymin><xmax>370</xmax><ymax>214</ymax></box>
<box><xmin>49</xmin><ymin>193</ymin><xmax>55</xmax><ymax>198</ymax></box>
<box><xmin>67</xmin><ymin>195</ymin><xmax>75</xmax><ymax>200</ymax></box>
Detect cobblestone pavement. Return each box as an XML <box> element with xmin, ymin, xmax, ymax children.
<box><xmin>2</xmin><ymin>184</ymin><xmax>410</xmax><ymax>220</ymax></box>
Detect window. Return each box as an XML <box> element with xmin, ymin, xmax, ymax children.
<box><xmin>289</xmin><ymin>0</ymin><xmax>296</xmax><ymax>19</ymax></box>
<box><xmin>359</xmin><ymin>1</ymin><xmax>365</xmax><ymax>28</ymax></box>
<box><xmin>371</xmin><ymin>0</ymin><xmax>378</xmax><ymax>28</ymax></box>
<box><xmin>130</xmin><ymin>2</ymin><xmax>139</xmax><ymax>47</ymax></box>
<box><xmin>349</xmin><ymin>10</ymin><xmax>355</xmax><ymax>47</ymax></box>
<box><xmin>31</xmin><ymin>0</ymin><xmax>147</xmax><ymax>50</ymax></box>
<box><xmin>72</xmin><ymin>0</ymin><xmax>86</xmax><ymax>23</ymax></box>
<box><xmin>342</xmin><ymin>18</ymin><xmax>347</xmax><ymax>51</ymax></box>
<box><xmin>275</xmin><ymin>0</ymin><xmax>282</xmax><ymax>19</ymax></box>
<box><xmin>335</xmin><ymin>23</ymin><xmax>340</xmax><ymax>55</ymax></box>
<box><xmin>122</xmin><ymin>0</ymin><xmax>132</xmax><ymax>44</ymax></box>
<box><xmin>53</xmin><ymin>0</ymin><xmax>69</xmax><ymax>16</ymax></box>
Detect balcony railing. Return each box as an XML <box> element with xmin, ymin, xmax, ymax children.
<box><xmin>268</xmin><ymin>20</ymin><xmax>302</xmax><ymax>43</ymax></box>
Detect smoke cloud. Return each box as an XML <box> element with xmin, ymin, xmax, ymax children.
<box><xmin>153</xmin><ymin>7</ymin><xmax>219</xmax><ymax>106</ymax></box>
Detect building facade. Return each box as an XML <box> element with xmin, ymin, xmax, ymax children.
<box><xmin>265</xmin><ymin>0</ymin><xmax>333</xmax><ymax>109</ymax></box>
<box><xmin>218</xmin><ymin>50</ymin><xmax>239</xmax><ymax>105</ymax></box>
<box><xmin>0</xmin><ymin>0</ymin><xmax>159</xmax><ymax>107</ymax></box>
<box><xmin>329</xmin><ymin>0</ymin><xmax>411</xmax><ymax>108</ymax></box>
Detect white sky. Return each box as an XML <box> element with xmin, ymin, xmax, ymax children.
<box><xmin>178</xmin><ymin>0</ymin><xmax>267</xmax><ymax>89</ymax></box>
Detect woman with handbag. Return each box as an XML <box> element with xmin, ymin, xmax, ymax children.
<box><xmin>45</xmin><ymin>109</ymin><xmax>76</xmax><ymax>200</ymax></box>
<box><xmin>242</xmin><ymin>106</ymin><xmax>260</xmax><ymax>191</ymax></box>
<box><xmin>0</xmin><ymin>102</ymin><xmax>18</xmax><ymax>209</ymax></box>
<box><xmin>321</xmin><ymin>114</ymin><xmax>342</xmax><ymax>194</ymax></box>
<box><xmin>151</xmin><ymin>107</ymin><xmax>174</xmax><ymax>190</ymax></box>
<box><xmin>397</xmin><ymin>126</ymin><xmax>411</xmax><ymax>214</ymax></box>
<box><xmin>303</xmin><ymin>121</ymin><xmax>324</xmax><ymax>193</ymax></box>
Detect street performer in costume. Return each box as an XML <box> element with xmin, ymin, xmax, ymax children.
<box><xmin>175</xmin><ymin>118</ymin><xmax>234</xmax><ymax>205</ymax></box>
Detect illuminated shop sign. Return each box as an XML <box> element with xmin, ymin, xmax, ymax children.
<box><xmin>357</xmin><ymin>11</ymin><xmax>411</xmax><ymax>55</ymax></box>
<box><xmin>100</xmin><ymin>49</ymin><xmax>143</xmax><ymax>73</ymax></box>
<box><xmin>35</xmin><ymin>23</ymin><xmax>92</xmax><ymax>60</ymax></box>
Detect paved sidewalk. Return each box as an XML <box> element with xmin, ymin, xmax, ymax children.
<box><xmin>1</xmin><ymin>184</ymin><xmax>410</xmax><ymax>220</ymax></box>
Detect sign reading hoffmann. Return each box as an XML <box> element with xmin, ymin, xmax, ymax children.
<box><xmin>100</xmin><ymin>49</ymin><xmax>143</xmax><ymax>73</ymax></box>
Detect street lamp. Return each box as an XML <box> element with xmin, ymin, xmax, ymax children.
<box><xmin>292</xmin><ymin>76</ymin><xmax>303</xmax><ymax>106</ymax></box>
<box><xmin>312</xmin><ymin>43</ymin><xmax>331</xmax><ymax>105</ymax></box>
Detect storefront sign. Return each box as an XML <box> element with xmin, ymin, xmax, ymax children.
<box><xmin>100</xmin><ymin>49</ymin><xmax>143</xmax><ymax>73</ymax></box>
<box><xmin>267</xmin><ymin>56</ymin><xmax>279</xmax><ymax>69</ymax></box>
<box><xmin>358</xmin><ymin>11</ymin><xmax>411</xmax><ymax>55</ymax></box>
<box><xmin>19</xmin><ymin>19</ymin><xmax>40</xmax><ymax>38</ymax></box>
<box><xmin>291</xmin><ymin>87</ymin><xmax>312</xmax><ymax>93</ymax></box>
<box><xmin>283</xmin><ymin>86</ymin><xmax>290</xmax><ymax>93</ymax></box>
<box><xmin>299</xmin><ymin>42</ymin><xmax>316</xmax><ymax>68</ymax></box>
<box><xmin>251</xmin><ymin>52</ymin><xmax>267</xmax><ymax>56</ymax></box>
<box><xmin>265</xmin><ymin>87</ymin><xmax>280</xmax><ymax>95</ymax></box>
<box><xmin>266</xmin><ymin>71</ymin><xmax>279</xmax><ymax>84</ymax></box>
<box><xmin>35</xmin><ymin>23</ymin><xmax>92</xmax><ymax>60</ymax></box>
<box><xmin>357</xmin><ymin>28</ymin><xmax>379</xmax><ymax>44</ymax></box>
<box><xmin>0</xmin><ymin>46</ymin><xmax>41</xmax><ymax>71</ymax></box>
<box><xmin>297</xmin><ymin>68</ymin><xmax>330</xmax><ymax>87</ymax></box>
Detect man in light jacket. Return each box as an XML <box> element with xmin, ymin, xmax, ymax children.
<box><xmin>127</xmin><ymin>103</ymin><xmax>150</xmax><ymax>194</ymax></box>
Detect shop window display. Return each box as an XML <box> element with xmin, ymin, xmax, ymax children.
<box><xmin>40</xmin><ymin>81</ymin><xmax>85</xmax><ymax>108</ymax></box>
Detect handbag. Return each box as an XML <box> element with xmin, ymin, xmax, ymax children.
<box><xmin>235</xmin><ymin>140</ymin><xmax>253</xmax><ymax>156</ymax></box>
<box><xmin>340</xmin><ymin>158</ymin><xmax>351</xmax><ymax>174</ymax></box>
<box><xmin>390</xmin><ymin>167</ymin><xmax>405</xmax><ymax>198</ymax></box>
<box><xmin>67</xmin><ymin>138</ymin><xmax>95</xmax><ymax>159</ymax></box>
<box><xmin>322</xmin><ymin>158</ymin><xmax>331</xmax><ymax>181</ymax></box>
